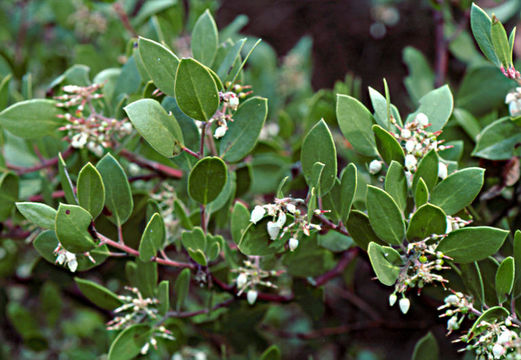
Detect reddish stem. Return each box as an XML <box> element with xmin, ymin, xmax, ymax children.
<box><xmin>119</xmin><ymin>149</ymin><xmax>183</xmax><ymax>178</ymax></box>
<box><xmin>7</xmin><ymin>147</ymin><xmax>73</xmax><ymax>175</ymax></box>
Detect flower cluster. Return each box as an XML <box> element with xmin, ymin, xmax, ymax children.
<box><xmin>505</xmin><ymin>88</ymin><xmax>521</xmax><ymax>117</ymax></box>
<box><xmin>501</xmin><ymin>65</ymin><xmax>521</xmax><ymax>81</ymax></box>
<box><xmin>54</xmin><ymin>244</ymin><xmax>79</xmax><ymax>273</ymax></box>
<box><xmin>56</xmin><ymin>84</ymin><xmax>133</xmax><ymax>155</ymax></box>
<box><xmin>172</xmin><ymin>347</ymin><xmax>207</xmax><ymax>360</ymax></box>
<box><xmin>197</xmin><ymin>83</ymin><xmax>252</xmax><ymax>139</ymax></box>
<box><xmin>232</xmin><ymin>257</ymin><xmax>280</xmax><ymax>305</ymax></box>
<box><xmin>439</xmin><ymin>292</ymin><xmax>521</xmax><ymax>359</ymax></box>
<box><xmin>68</xmin><ymin>4</ymin><xmax>107</xmax><ymax>39</ymax></box>
<box><xmin>151</xmin><ymin>182</ymin><xmax>179</xmax><ymax>240</ymax></box>
<box><xmin>250</xmin><ymin>197</ymin><xmax>322</xmax><ymax>251</ymax></box>
<box><xmin>389</xmin><ymin>239</ymin><xmax>451</xmax><ymax>314</ymax></box>
<box><xmin>445</xmin><ymin>215</ymin><xmax>472</xmax><ymax>233</ymax></box>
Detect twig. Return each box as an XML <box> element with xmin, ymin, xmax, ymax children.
<box><xmin>313</xmin><ymin>248</ymin><xmax>358</xmax><ymax>287</ymax></box>
<box><xmin>182</xmin><ymin>147</ymin><xmax>200</xmax><ymax>159</ymax></box>
<box><xmin>113</xmin><ymin>2</ymin><xmax>137</xmax><ymax>37</ymax></box>
<box><xmin>119</xmin><ymin>149</ymin><xmax>183</xmax><ymax>178</ymax></box>
<box><xmin>7</xmin><ymin>147</ymin><xmax>74</xmax><ymax>175</ymax></box>
<box><xmin>433</xmin><ymin>3</ymin><xmax>448</xmax><ymax>87</ymax></box>
<box><xmin>166</xmin><ymin>298</ymin><xmax>234</xmax><ymax>318</ymax></box>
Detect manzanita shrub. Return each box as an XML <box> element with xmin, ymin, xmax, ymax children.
<box><xmin>5</xmin><ymin>0</ymin><xmax>521</xmax><ymax>359</ymax></box>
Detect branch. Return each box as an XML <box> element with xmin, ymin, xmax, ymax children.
<box><xmin>119</xmin><ymin>149</ymin><xmax>183</xmax><ymax>179</ymax></box>
<box><xmin>7</xmin><ymin>147</ymin><xmax>73</xmax><ymax>175</ymax></box>
<box><xmin>113</xmin><ymin>2</ymin><xmax>137</xmax><ymax>37</ymax></box>
<box><xmin>166</xmin><ymin>298</ymin><xmax>235</xmax><ymax>319</ymax></box>
<box><xmin>312</xmin><ymin>248</ymin><xmax>358</xmax><ymax>287</ymax></box>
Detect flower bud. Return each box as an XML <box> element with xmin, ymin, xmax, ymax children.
<box><xmin>250</xmin><ymin>205</ymin><xmax>266</xmax><ymax>224</ymax></box>
<box><xmin>492</xmin><ymin>343</ymin><xmax>506</xmax><ymax>358</ymax></box>
<box><xmin>399</xmin><ymin>297</ymin><xmax>410</xmax><ymax>314</ymax></box>
<box><xmin>438</xmin><ymin>162</ymin><xmax>448</xmax><ymax>179</ymax></box>
<box><xmin>415</xmin><ymin>112</ymin><xmax>429</xmax><ymax>127</ymax></box>
<box><xmin>444</xmin><ymin>294</ymin><xmax>459</xmax><ymax>305</ymax></box>
<box><xmin>247</xmin><ymin>289</ymin><xmax>258</xmax><ymax>305</ymax></box>
<box><xmin>276</xmin><ymin>211</ymin><xmax>287</xmax><ymax>228</ymax></box>
<box><xmin>405</xmin><ymin>140</ymin><xmax>415</xmax><ymax>153</ymax></box>
<box><xmin>389</xmin><ymin>293</ymin><xmax>397</xmax><ymax>306</ymax></box>
<box><xmin>497</xmin><ymin>330</ymin><xmax>513</xmax><ymax>345</ymax></box>
<box><xmin>229</xmin><ymin>94</ymin><xmax>239</xmax><ymax>110</ymax></box>
<box><xmin>447</xmin><ymin>316</ymin><xmax>459</xmax><ymax>331</ymax></box>
<box><xmin>236</xmin><ymin>273</ymin><xmax>247</xmax><ymax>288</ymax></box>
<box><xmin>401</xmin><ymin>129</ymin><xmax>411</xmax><ymax>138</ymax></box>
<box><xmin>267</xmin><ymin>221</ymin><xmax>281</xmax><ymax>240</ymax></box>
<box><xmin>368</xmin><ymin>160</ymin><xmax>382</xmax><ymax>175</ymax></box>
<box><xmin>289</xmin><ymin>238</ymin><xmax>299</xmax><ymax>251</ymax></box>
<box><xmin>214</xmin><ymin>125</ymin><xmax>227</xmax><ymax>139</ymax></box>
<box><xmin>506</xmin><ymin>92</ymin><xmax>517</xmax><ymax>104</ymax></box>
<box><xmin>286</xmin><ymin>203</ymin><xmax>296</xmax><ymax>214</ymax></box>
<box><xmin>404</xmin><ymin>154</ymin><xmax>417</xmax><ymax>171</ymax></box>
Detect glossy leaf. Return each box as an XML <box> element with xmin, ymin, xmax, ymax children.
<box><xmin>430</xmin><ymin>168</ymin><xmax>484</xmax><ymax>215</ymax></box>
<box><xmin>191</xmin><ymin>10</ymin><xmax>218</xmax><ymax>66</ymax></box>
<box><xmin>125</xmin><ymin>98</ymin><xmax>184</xmax><ymax>157</ymax></box>
<box><xmin>373</xmin><ymin>125</ymin><xmax>404</xmax><ymax>165</ymax></box>
<box><xmin>55</xmin><ymin>204</ymin><xmax>96</xmax><ymax>253</ymax></box>
<box><xmin>472</xmin><ymin>117</ymin><xmax>521</xmax><ymax>160</ymax></box>
<box><xmin>514</xmin><ymin>230</ymin><xmax>521</xmax><ymax>297</ymax></box>
<box><xmin>367</xmin><ymin>185</ymin><xmax>406</xmax><ymax>246</ymax></box>
<box><xmin>158</xmin><ymin>280</ymin><xmax>170</xmax><ymax>316</ymax></box>
<box><xmin>174</xmin><ymin>268</ymin><xmax>191</xmax><ymax>312</ymax></box>
<box><xmin>220</xmin><ymin>97</ymin><xmax>268</xmax><ymax>162</ymax></box>
<box><xmin>138</xmin><ymin>213</ymin><xmax>166</xmax><ymax>261</ymax></box>
<box><xmin>188</xmin><ymin>157</ymin><xmax>227</xmax><ymax>204</ymax></box>
<box><xmin>301</xmin><ymin>119</ymin><xmax>337</xmax><ymax>196</ymax></box>
<box><xmin>436</xmin><ymin>227</ymin><xmax>508</xmax><ymax>263</ymax></box>
<box><xmin>339</xmin><ymin>163</ymin><xmax>357</xmax><ymax>223</ymax></box>
<box><xmin>385</xmin><ymin>161</ymin><xmax>407</xmax><ymax>212</ymax></box>
<box><xmin>231</xmin><ymin>202</ymin><xmax>250</xmax><ymax>244</ymax></box>
<box><xmin>408</xmin><ymin>85</ymin><xmax>453</xmax><ymax>132</ymax></box>
<box><xmin>413</xmin><ymin>149</ymin><xmax>438</xmax><ymax>192</ymax></box>
<box><xmin>107</xmin><ymin>324</ymin><xmax>151</xmax><ymax>360</ymax></box>
<box><xmin>96</xmin><ymin>154</ymin><xmax>133</xmax><ymax>226</ymax></box>
<box><xmin>58</xmin><ymin>153</ymin><xmax>77</xmax><ymax>205</ymax></box>
<box><xmin>77</xmin><ymin>163</ymin><xmax>105</xmax><ymax>218</ymax></box>
<box><xmin>491</xmin><ymin>16</ymin><xmax>511</xmax><ymax>67</ymax></box>
<box><xmin>367</xmin><ymin>242</ymin><xmax>403</xmax><ymax>286</ymax></box>
<box><xmin>16</xmin><ymin>202</ymin><xmax>56</xmax><ymax>229</ymax></box>
<box><xmin>336</xmin><ymin>94</ymin><xmax>377</xmax><ymax>156</ymax></box>
<box><xmin>0</xmin><ymin>99</ymin><xmax>64</xmax><ymax>138</ymax></box>
<box><xmin>75</xmin><ymin>278</ymin><xmax>122</xmax><ymax>311</ymax></box>
<box><xmin>345</xmin><ymin>210</ymin><xmax>381</xmax><ymax>251</ymax></box>
<box><xmin>407</xmin><ymin>204</ymin><xmax>447</xmax><ymax>241</ymax></box>
<box><xmin>495</xmin><ymin>256</ymin><xmax>515</xmax><ymax>303</ymax></box>
<box><xmin>470</xmin><ymin>3</ymin><xmax>500</xmax><ymax>66</ymax></box>
<box><xmin>138</xmin><ymin>37</ymin><xmax>179</xmax><ymax>97</ymax></box>
<box><xmin>175</xmin><ymin>58</ymin><xmax>219</xmax><ymax>121</ymax></box>
<box><xmin>412</xmin><ymin>332</ymin><xmax>439</xmax><ymax>360</ymax></box>
<box><xmin>414</xmin><ymin>177</ymin><xmax>429</xmax><ymax>207</ymax></box>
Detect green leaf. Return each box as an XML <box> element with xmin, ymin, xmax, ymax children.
<box><xmin>75</xmin><ymin>278</ymin><xmax>122</xmax><ymax>311</ymax></box>
<box><xmin>408</xmin><ymin>85</ymin><xmax>453</xmax><ymax>132</ymax></box>
<box><xmin>107</xmin><ymin>324</ymin><xmax>151</xmax><ymax>360</ymax></box>
<box><xmin>220</xmin><ymin>97</ymin><xmax>268</xmax><ymax>162</ymax></box>
<box><xmin>174</xmin><ymin>199</ymin><xmax>193</xmax><ymax>229</ymax></box>
<box><xmin>513</xmin><ymin>230</ymin><xmax>521</xmax><ymax>297</ymax></box>
<box><xmin>470</xmin><ymin>3</ymin><xmax>500</xmax><ymax>66</ymax></box>
<box><xmin>367</xmin><ymin>185</ymin><xmax>406</xmax><ymax>246</ymax></box>
<box><xmin>0</xmin><ymin>99</ymin><xmax>64</xmax><ymax>138</ymax></box>
<box><xmin>430</xmin><ymin>168</ymin><xmax>484</xmax><ymax>215</ymax></box>
<box><xmin>16</xmin><ymin>202</ymin><xmax>56</xmax><ymax>229</ymax></box>
<box><xmin>385</xmin><ymin>161</ymin><xmax>407</xmax><ymax>212</ymax></box>
<box><xmin>55</xmin><ymin>203</ymin><xmax>96</xmax><ymax>253</ymax></box>
<box><xmin>188</xmin><ymin>157</ymin><xmax>227</xmax><ymax>204</ymax></box>
<box><xmin>0</xmin><ymin>74</ymin><xmax>11</xmax><ymax>111</ymax></box>
<box><xmin>496</xmin><ymin>256</ymin><xmax>515</xmax><ymax>303</ymax></box>
<box><xmin>175</xmin><ymin>58</ymin><xmax>219</xmax><ymax>121</ymax></box>
<box><xmin>339</xmin><ymin>163</ymin><xmax>357</xmax><ymax>223</ymax></box>
<box><xmin>436</xmin><ymin>226</ymin><xmax>508</xmax><ymax>263</ymax></box>
<box><xmin>96</xmin><ymin>154</ymin><xmax>133</xmax><ymax>226</ymax></box>
<box><xmin>491</xmin><ymin>15</ymin><xmax>511</xmax><ymax>67</ymax></box>
<box><xmin>403</xmin><ymin>46</ymin><xmax>435</xmax><ymax>104</ymax></box>
<box><xmin>138</xmin><ymin>213</ymin><xmax>166</xmax><ymax>261</ymax></box>
<box><xmin>181</xmin><ymin>227</ymin><xmax>207</xmax><ymax>265</ymax></box>
<box><xmin>138</xmin><ymin>37</ymin><xmax>179</xmax><ymax>97</ymax></box>
<box><xmin>414</xmin><ymin>178</ymin><xmax>429</xmax><ymax>207</ymax></box>
<box><xmin>0</xmin><ymin>172</ymin><xmax>18</xmax><ymax>221</ymax></box>
<box><xmin>158</xmin><ymin>280</ymin><xmax>170</xmax><ymax>316</ymax></box>
<box><xmin>301</xmin><ymin>119</ymin><xmax>338</xmax><ymax>195</ymax></box>
<box><xmin>217</xmin><ymin>38</ymin><xmax>246</xmax><ymax>81</ymax></box>
<box><xmin>373</xmin><ymin>125</ymin><xmax>404</xmax><ymax>165</ymax></box>
<box><xmin>191</xmin><ymin>9</ymin><xmax>219</xmax><ymax>66</ymax></box>
<box><xmin>58</xmin><ymin>153</ymin><xmax>77</xmax><ymax>205</ymax></box>
<box><xmin>134</xmin><ymin>260</ymin><xmax>157</xmax><ymax>298</ymax></box>
<box><xmin>77</xmin><ymin>163</ymin><xmax>105</xmax><ymax>218</ymax></box>
<box><xmin>231</xmin><ymin>202</ymin><xmax>250</xmax><ymax>244</ymax></box>
<box><xmin>238</xmin><ymin>219</ymin><xmax>280</xmax><ymax>256</ymax></box>
<box><xmin>174</xmin><ymin>268</ymin><xmax>191</xmax><ymax>312</ymax></box>
<box><xmin>412</xmin><ymin>332</ymin><xmax>439</xmax><ymax>360</ymax></box>
<box><xmin>345</xmin><ymin>210</ymin><xmax>382</xmax><ymax>251</ymax></box>
<box><xmin>453</xmin><ymin>108</ymin><xmax>481</xmax><ymax>140</ymax></box>
<box><xmin>367</xmin><ymin>242</ymin><xmax>403</xmax><ymax>286</ymax></box>
<box><xmin>125</xmin><ymin>98</ymin><xmax>184</xmax><ymax>157</ymax></box>
<box><xmin>260</xmin><ymin>345</ymin><xmax>281</xmax><ymax>360</ymax></box>
<box><xmin>469</xmin><ymin>306</ymin><xmax>509</xmax><ymax>335</ymax></box>
<box><xmin>336</xmin><ymin>94</ymin><xmax>377</xmax><ymax>156</ymax></box>
<box><xmin>407</xmin><ymin>204</ymin><xmax>447</xmax><ymax>241</ymax></box>
<box><xmin>413</xmin><ymin>149</ymin><xmax>438</xmax><ymax>192</ymax></box>
<box><xmin>472</xmin><ymin>117</ymin><xmax>521</xmax><ymax>160</ymax></box>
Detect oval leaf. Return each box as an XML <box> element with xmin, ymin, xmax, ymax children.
<box><xmin>373</xmin><ymin>125</ymin><xmax>404</xmax><ymax>165</ymax></box>
<box><xmin>367</xmin><ymin>185</ymin><xmax>406</xmax><ymax>246</ymax></box>
<box><xmin>367</xmin><ymin>242</ymin><xmax>403</xmax><ymax>286</ymax></box>
<box><xmin>107</xmin><ymin>324</ymin><xmax>151</xmax><ymax>360</ymax></box>
<box><xmin>138</xmin><ymin>213</ymin><xmax>166</xmax><ymax>261</ymax></box>
<box><xmin>77</xmin><ymin>163</ymin><xmax>105</xmax><ymax>218</ymax></box>
<box><xmin>496</xmin><ymin>256</ymin><xmax>515</xmax><ymax>303</ymax></box>
<box><xmin>191</xmin><ymin>10</ymin><xmax>219</xmax><ymax>66</ymax></box>
<box><xmin>188</xmin><ymin>157</ymin><xmax>227</xmax><ymax>204</ymax></box>
<box><xmin>55</xmin><ymin>204</ymin><xmax>96</xmax><ymax>253</ymax></box>
<box><xmin>16</xmin><ymin>202</ymin><xmax>56</xmax><ymax>230</ymax></box>
<box><xmin>138</xmin><ymin>37</ymin><xmax>179</xmax><ymax>97</ymax></box>
<box><xmin>407</xmin><ymin>204</ymin><xmax>447</xmax><ymax>241</ymax></box>
<box><xmin>75</xmin><ymin>278</ymin><xmax>122</xmax><ymax>311</ymax></box>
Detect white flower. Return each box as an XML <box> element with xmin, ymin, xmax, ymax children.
<box><xmin>492</xmin><ymin>343</ymin><xmax>506</xmax><ymax>359</ymax></box>
<box><xmin>140</xmin><ymin>342</ymin><xmax>150</xmax><ymax>355</ymax></box>
<box><xmin>399</xmin><ymin>297</ymin><xmax>410</xmax><ymax>314</ymax></box>
<box><xmin>405</xmin><ymin>140</ymin><xmax>415</xmax><ymax>153</ymax></box>
<box><xmin>389</xmin><ymin>293</ymin><xmax>397</xmax><ymax>306</ymax></box>
<box><xmin>444</xmin><ymin>294</ymin><xmax>459</xmax><ymax>305</ymax></box>
<box><xmin>194</xmin><ymin>352</ymin><xmax>207</xmax><ymax>360</ymax></box>
<box><xmin>415</xmin><ymin>112</ymin><xmax>429</xmax><ymax>127</ymax></box>
<box><xmin>510</xmin><ymin>101</ymin><xmax>521</xmax><ymax>116</ymax></box>
<box><xmin>286</xmin><ymin>203</ymin><xmax>296</xmax><ymax>214</ymax></box>
<box><xmin>87</xmin><ymin>141</ymin><xmax>104</xmax><ymax>157</ymax></box>
<box><xmin>236</xmin><ymin>273</ymin><xmax>248</xmax><ymax>288</ymax></box>
<box><xmin>68</xmin><ymin>258</ymin><xmax>78</xmax><ymax>272</ymax></box>
<box><xmin>63</xmin><ymin>85</ymin><xmax>81</xmax><ymax>93</ymax></box>
<box><xmin>506</xmin><ymin>92</ymin><xmax>517</xmax><ymax>104</ymax></box>
<box><xmin>247</xmin><ymin>289</ymin><xmax>258</xmax><ymax>305</ymax></box>
<box><xmin>404</xmin><ymin>154</ymin><xmax>417</xmax><ymax>171</ymax></box>
<box><xmin>498</xmin><ymin>330</ymin><xmax>513</xmax><ymax>345</ymax></box>
<box><xmin>55</xmin><ymin>246</ymin><xmax>78</xmax><ymax>272</ymax></box>
<box><xmin>250</xmin><ymin>205</ymin><xmax>266</xmax><ymax>224</ymax></box>
<box><xmin>447</xmin><ymin>316</ymin><xmax>459</xmax><ymax>331</ymax></box>
<box><xmin>368</xmin><ymin>160</ymin><xmax>382</xmax><ymax>175</ymax></box>
<box><xmin>438</xmin><ymin>162</ymin><xmax>448</xmax><ymax>179</ymax></box>
<box><xmin>267</xmin><ymin>221</ymin><xmax>281</xmax><ymax>240</ymax></box>
<box><xmin>214</xmin><ymin>125</ymin><xmax>227</xmax><ymax>139</ymax></box>
<box><xmin>289</xmin><ymin>238</ymin><xmax>299</xmax><ymax>251</ymax></box>
<box><xmin>445</xmin><ymin>220</ymin><xmax>452</xmax><ymax>234</ymax></box>
<box><xmin>121</xmin><ymin>122</ymin><xmax>133</xmax><ymax>135</ymax></box>
<box><xmin>401</xmin><ymin>129</ymin><xmax>411</xmax><ymax>138</ymax></box>
<box><xmin>71</xmin><ymin>133</ymin><xmax>88</xmax><ymax>148</ymax></box>
<box><xmin>276</xmin><ymin>211</ymin><xmax>286</xmax><ymax>228</ymax></box>
<box><xmin>229</xmin><ymin>94</ymin><xmax>239</xmax><ymax>110</ymax></box>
